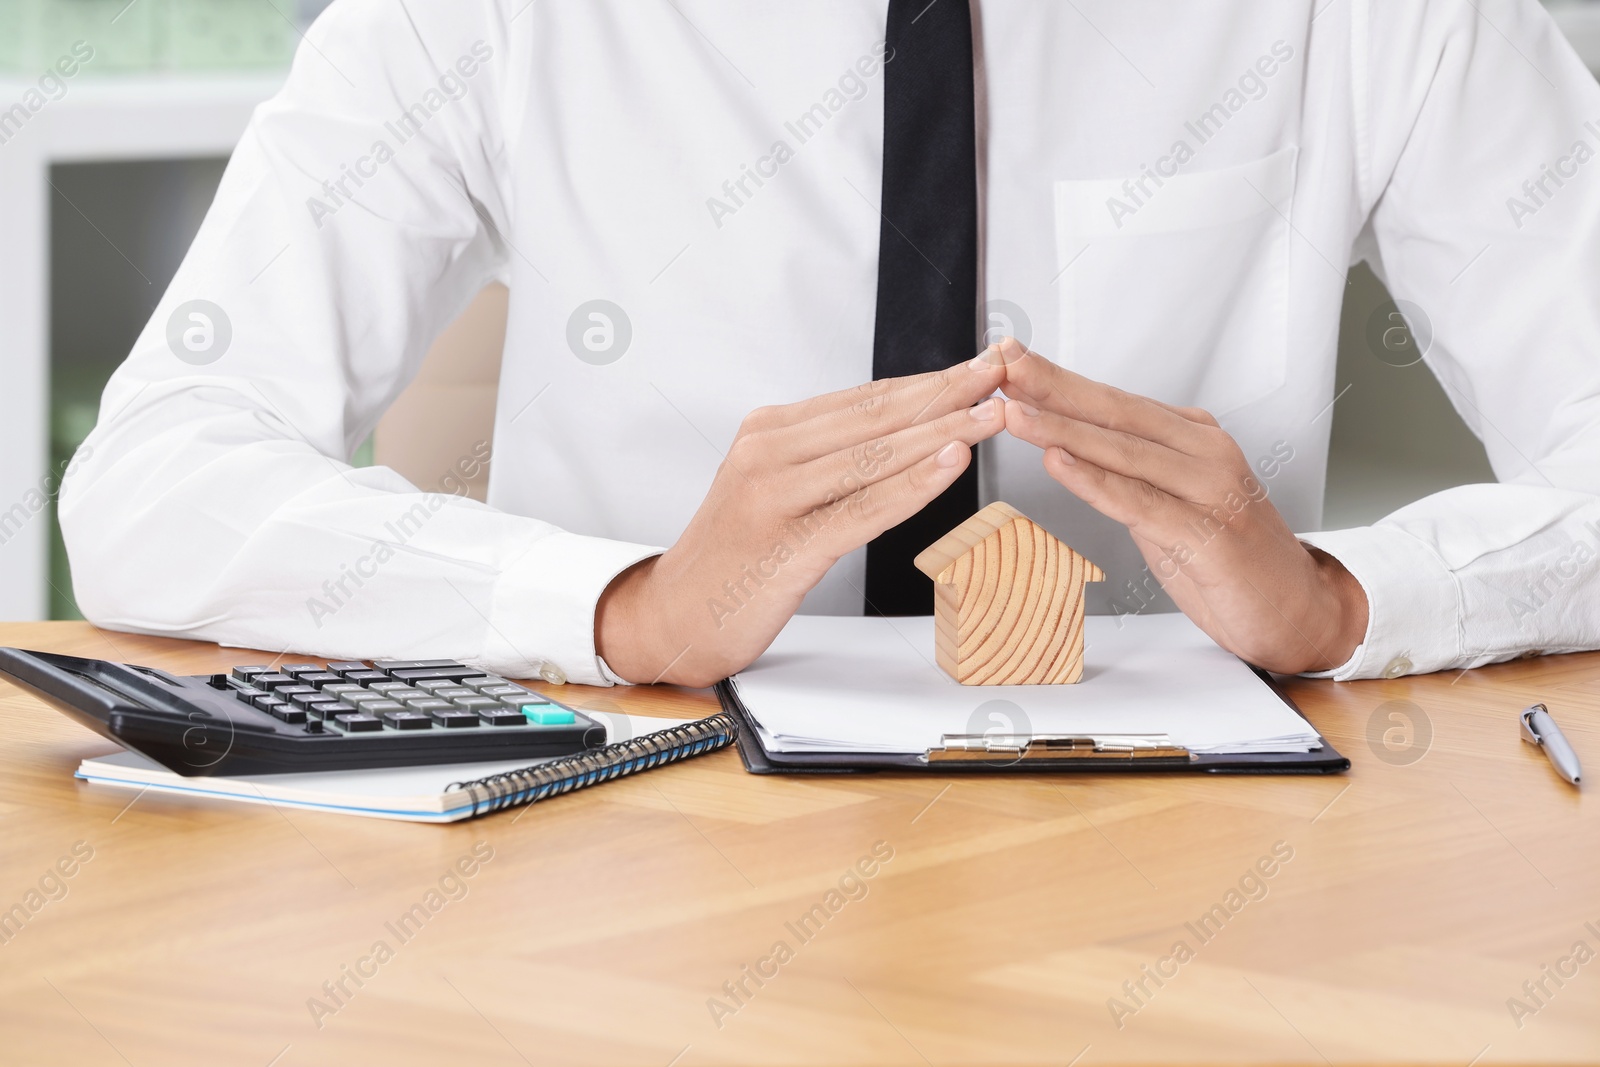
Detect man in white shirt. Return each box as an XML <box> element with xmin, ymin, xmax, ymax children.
<box><xmin>59</xmin><ymin>0</ymin><xmax>1600</xmax><ymax>688</ymax></box>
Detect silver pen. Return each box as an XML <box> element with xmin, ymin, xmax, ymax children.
<box><xmin>1520</xmin><ymin>703</ymin><xmax>1583</xmax><ymax>787</ymax></box>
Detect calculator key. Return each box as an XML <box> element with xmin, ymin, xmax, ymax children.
<box><xmin>253</xmin><ymin>673</ymin><xmax>296</xmax><ymax>691</ymax></box>
<box><xmin>387</xmin><ymin>666</ymin><xmax>482</xmax><ymax>682</ymax></box>
<box><xmin>429</xmin><ymin>709</ymin><xmax>479</xmax><ymax>728</ymax></box>
<box><xmin>280</xmin><ymin>665</ymin><xmax>322</xmax><ymax>678</ymax></box>
<box><xmin>478</xmin><ymin>707</ymin><xmax>529</xmax><ymax>727</ymax></box>
<box><xmin>324</xmin><ymin>661</ymin><xmax>370</xmax><ymax>675</ymax></box>
<box><xmin>523</xmin><ymin>706</ymin><xmax>576</xmax><ymax>725</ymax></box>
<box><xmin>270</xmin><ymin>705</ymin><xmax>308</xmax><ymax>724</ymax></box>
<box><xmin>370</xmin><ymin>659</ymin><xmax>466</xmax><ymax>673</ymax></box>
<box><xmin>253</xmin><ymin>695</ymin><xmax>289</xmax><ymax>714</ymax></box>
<box><xmin>379</xmin><ymin>710</ymin><xmax>433</xmax><ymax>730</ymax></box>
<box><xmin>303</xmin><ymin>719</ymin><xmax>324</xmax><ymax>734</ymax></box>
<box><xmin>432</xmin><ymin>687</ymin><xmax>476</xmax><ymax>700</ymax></box>
<box><xmin>459</xmin><ymin>676</ymin><xmax>504</xmax><ymax>690</ymax></box>
<box><xmin>367</xmin><ymin>681</ymin><xmax>411</xmax><ymax>694</ymax></box>
<box><xmin>481</xmin><ymin>684</ymin><xmax>547</xmax><ymax>703</ymax></box>
<box><xmin>228</xmin><ymin>683</ymin><xmax>266</xmax><ymax>699</ymax></box>
<box><xmin>339</xmin><ymin>690</ymin><xmax>390</xmax><ymax>706</ymax></box>
<box><xmin>320</xmin><ymin>683</ymin><xmax>364</xmax><ymax>697</ymax></box>
<box><xmin>341</xmin><ymin>670</ymin><xmax>389</xmax><ymax>685</ymax></box>
<box><xmin>309</xmin><ymin>701</ymin><xmax>357</xmax><ymax>718</ymax></box>
<box><xmin>414</xmin><ymin>679</ymin><xmax>460</xmax><ymax>693</ymax></box>
<box><xmin>385</xmin><ymin>688</ymin><xmax>430</xmax><ymax>702</ymax></box>
<box><xmin>403</xmin><ymin>697</ymin><xmax>454</xmax><ymax>713</ymax></box>
<box><xmin>332</xmin><ymin>714</ymin><xmax>383</xmax><ymax>733</ymax></box>
<box><xmin>287</xmin><ymin>690</ymin><xmax>330</xmax><ymax>709</ymax></box>
<box><xmin>296</xmin><ymin>672</ymin><xmax>344</xmax><ymax>689</ymax></box>
<box><xmin>231</xmin><ymin>665</ymin><xmax>273</xmax><ymax>682</ymax></box>
<box><xmin>360</xmin><ymin>700</ymin><xmax>406</xmax><ymax>715</ymax></box>
<box><xmin>451</xmin><ymin>696</ymin><xmax>502</xmax><ymax>711</ymax></box>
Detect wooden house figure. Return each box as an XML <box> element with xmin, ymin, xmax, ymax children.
<box><xmin>913</xmin><ymin>502</ymin><xmax>1105</xmax><ymax>685</ymax></box>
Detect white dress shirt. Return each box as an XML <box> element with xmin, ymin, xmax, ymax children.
<box><xmin>60</xmin><ymin>0</ymin><xmax>1600</xmax><ymax>684</ymax></box>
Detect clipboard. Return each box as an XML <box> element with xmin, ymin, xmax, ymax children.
<box><xmin>714</xmin><ymin>667</ymin><xmax>1350</xmax><ymax>776</ymax></box>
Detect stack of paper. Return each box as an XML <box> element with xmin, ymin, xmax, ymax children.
<box><xmin>731</xmin><ymin>613</ymin><xmax>1322</xmax><ymax>756</ymax></box>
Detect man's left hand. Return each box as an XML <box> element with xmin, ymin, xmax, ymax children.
<box><xmin>994</xmin><ymin>339</ymin><xmax>1368</xmax><ymax>674</ymax></box>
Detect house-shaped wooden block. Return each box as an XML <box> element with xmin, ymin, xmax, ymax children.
<box><xmin>913</xmin><ymin>502</ymin><xmax>1105</xmax><ymax>685</ymax></box>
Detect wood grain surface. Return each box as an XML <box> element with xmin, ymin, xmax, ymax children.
<box><xmin>916</xmin><ymin>502</ymin><xmax>1105</xmax><ymax>685</ymax></box>
<box><xmin>1</xmin><ymin>622</ymin><xmax>1597</xmax><ymax>1065</ymax></box>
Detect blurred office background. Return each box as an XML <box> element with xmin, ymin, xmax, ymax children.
<box><xmin>5</xmin><ymin>0</ymin><xmax>1598</xmax><ymax>620</ymax></box>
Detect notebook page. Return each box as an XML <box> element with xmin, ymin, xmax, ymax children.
<box><xmin>75</xmin><ymin>711</ymin><xmax>698</xmax><ymax>819</ymax></box>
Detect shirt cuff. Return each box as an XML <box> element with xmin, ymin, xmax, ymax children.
<box><xmin>1295</xmin><ymin>525</ymin><xmax>1463</xmax><ymax>680</ymax></box>
<box><xmin>596</xmin><ymin>655</ymin><xmax>632</xmax><ymax>687</ymax></box>
<box><xmin>482</xmin><ymin>530</ymin><xmax>662</xmax><ymax>687</ymax></box>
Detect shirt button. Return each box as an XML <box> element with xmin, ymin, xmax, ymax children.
<box><xmin>1383</xmin><ymin>655</ymin><xmax>1413</xmax><ymax>679</ymax></box>
<box><xmin>539</xmin><ymin>663</ymin><xmax>567</xmax><ymax>686</ymax></box>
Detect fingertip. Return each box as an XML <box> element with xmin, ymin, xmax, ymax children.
<box><xmin>936</xmin><ymin>441</ymin><xmax>968</xmax><ymax>468</ymax></box>
<box><xmin>994</xmin><ymin>336</ymin><xmax>1029</xmax><ymax>366</ymax></box>
<box><xmin>968</xmin><ymin>396</ymin><xmax>1002</xmax><ymax>422</ymax></box>
<box><xmin>975</xmin><ymin>413</ymin><xmax>1009</xmax><ymax>443</ymax></box>
<box><xmin>1040</xmin><ymin>446</ymin><xmax>1084</xmax><ymax>495</ymax></box>
<box><xmin>998</xmin><ymin>353</ymin><xmax>1048</xmax><ymax>397</ymax></box>
<box><xmin>1002</xmin><ymin>399</ymin><xmax>1041</xmax><ymax>438</ymax></box>
<box><xmin>998</xmin><ymin>380</ymin><xmax>1041</xmax><ymax>407</ymax></box>
<box><xmin>1049</xmin><ymin>445</ymin><xmax>1077</xmax><ymax>466</ymax></box>
<box><xmin>970</xmin><ymin>344</ymin><xmax>1007</xmax><ymax>372</ymax></box>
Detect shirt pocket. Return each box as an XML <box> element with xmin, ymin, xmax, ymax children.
<box><xmin>1052</xmin><ymin>144</ymin><xmax>1297</xmax><ymax>417</ymax></box>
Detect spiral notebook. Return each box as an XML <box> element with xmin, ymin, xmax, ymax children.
<box><xmin>74</xmin><ymin>711</ymin><xmax>736</xmax><ymax>823</ymax></box>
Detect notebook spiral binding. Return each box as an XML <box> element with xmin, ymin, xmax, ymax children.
<box><xmin>446</xmin><ymin>713</ymin><xmax>738</xmax><ymax>817</ymax></box>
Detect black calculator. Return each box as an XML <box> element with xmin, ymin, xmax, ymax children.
<box><xmin>0</xmin><ymin>648</ymin><xmax>606</xmax><ymax>776</ymax></box>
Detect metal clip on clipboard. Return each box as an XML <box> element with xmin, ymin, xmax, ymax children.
<box><xmin>926</xmin><ymin>733</ymin><xmax>1194</xmax><ymax>763</ymax></box>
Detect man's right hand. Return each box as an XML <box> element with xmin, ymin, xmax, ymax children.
<box><xmin>595</xmin><ymin>353</ymin><xmax>1008</xmax><ymax>687</ymax></box>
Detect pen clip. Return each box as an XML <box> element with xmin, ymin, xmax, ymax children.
<box><xmin>1519</xmin><ymin>703</ymin><xmax>1548</xmax><ymax>746</ymax></box>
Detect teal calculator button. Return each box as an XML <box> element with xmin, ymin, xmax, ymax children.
<box><xmin>523</xmin><ymin>706</ymin><xmax>575</xmax><ymax>725</ymax></box>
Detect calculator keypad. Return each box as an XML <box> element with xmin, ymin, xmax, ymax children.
<box><xmin>219</xmin><ymin>659</ymin><xmax>572</xmax><ymax>736</ymax></box>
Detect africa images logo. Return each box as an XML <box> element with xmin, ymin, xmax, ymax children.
<box><xmin>566</xmin><ymin>300</ymin><xmax>632</xmax><ymax>365</ymax></box>
<box><xmin>166</xmin><ymin>299</ymin><xmax>233</xmax><ymax>366</ymax></box>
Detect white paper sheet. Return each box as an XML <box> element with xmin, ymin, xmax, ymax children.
<box><xmin>74</xmin><ymin>712</ymin><xmax>696</xmax><ymax>822</ymax></box>
<box><xmin>731</xmin><ymin>614</ymin><xmax>1320</xmax><ymax>755</ymax></box>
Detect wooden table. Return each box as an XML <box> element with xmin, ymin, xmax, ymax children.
<box><xmin>1</xmin><ymin>623</ymin><xmax>1597</xmax><ymax>1065</ymax></box>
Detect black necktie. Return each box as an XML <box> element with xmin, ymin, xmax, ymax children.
<box><xmin>863</xmin><ymin>0</ymin><xmax>980</xmax><ymax>616</ymax></box>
